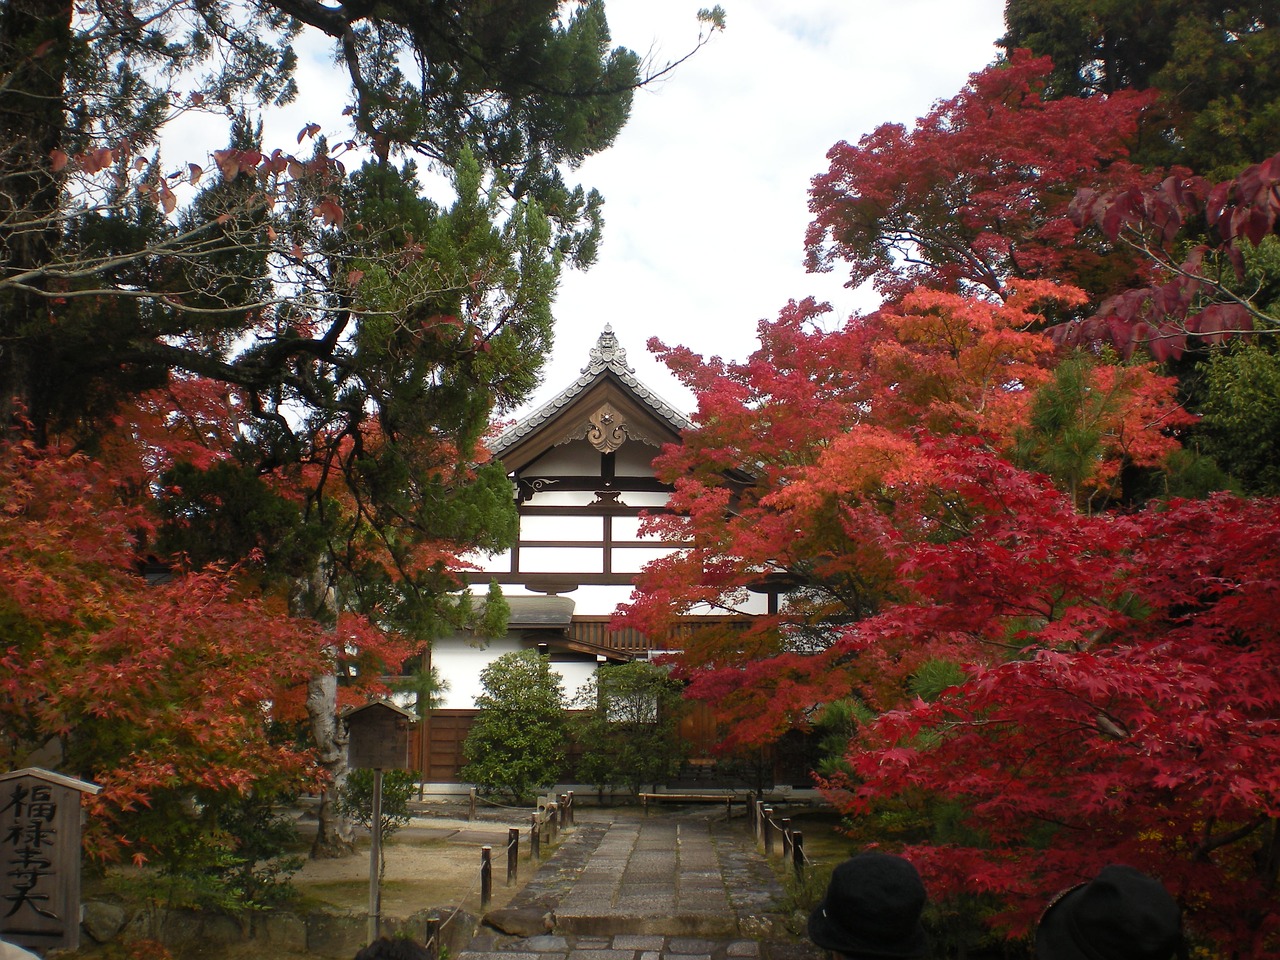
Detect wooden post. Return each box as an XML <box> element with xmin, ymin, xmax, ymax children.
<box><xmin>341</xmin><ymin>702</ymin><xmax>412</xmax><ymax>949</ymax></box>
<box><xmin>754</xmin><ymin>800</ymin><xmax>765</xmax><ymax>842</ymax></box>
<box><xmin>566</xmin><ymin>790</ymin><xmax>575</xmax><ymax>825</ymax></box>
<box><xmin>507</xmin><ymin>828</ymin><xmax>519</xmax><ymax>885</ymax></box>
<box><xmin>763</xmin><ymin>806</ymin><xmax>775</xmax><ymax>856</ymax></box>
<box><xmin>418</xmin><ymin>647</ymin><xmax>432</xmax><ymax>802</ymax></box>
<box><xmin>530</xmin><ymin>812</ymin><xmax>541</xmax><ymax>860</ymax></box>
<box><xmin>558</xmin><ymin>793</ymin><xmax>568</xmax><ymax>829</ymax></box>
<box><xmin>781</xmin><ymin>817</ymin><xmax>793</xmax><ymax>859</ymax></box>
<box><xmin>481</xmin><ymin>845</ymin><xmax>492</xmax><ymax>909</ymax></box>
<box><xmin>468</xmin><ymin>786</ymin><xmax>477</xmax><ymax>822</ymax></box>
<box><xmin>368</xmin><ymin>768</ymin><xmax>384</xmax><ymax>944</ymax></box>
<box><xmin>425</xmin><ymin>915</ymin><xmax>441</xmax><ymax>960</ymax></box>
<box><xmin>793</xmin><ymin>831</ymin><xmax>805</xmax><ymax>881</ymax></box>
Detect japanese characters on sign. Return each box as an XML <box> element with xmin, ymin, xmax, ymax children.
<box><xmin>0</xmin><ymin>769</ymin><xmax>99</xmax><ymax>953</ymax></box>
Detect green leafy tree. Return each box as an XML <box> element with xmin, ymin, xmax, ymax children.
<box><xmin>461</xmin><ymin>651</ymin><xmax>567</xmax><ymax>804</ymax></box>
<box><xmin>572</xmin><ymin>661</ymin><xmax>688</xmax><ymax>798</ymax></box>
<box><xmin>0</xmin><ymin>0</ymin><xmax>724</xmax><ymax>442</ymax></box>
<box><xmin>0</xmin><ymin>0</ymin><xmax>721</xmax><ymax>870</ymax></box>
<box><xmin>1196</xmin><ymin>340</ymin><xmax>1280</xmax><ymax>494</ymax></box>
<box><xmin>1000</xmin><ymin>0</ymin><xmax>1280</xmax><ymax>175</ymax></box>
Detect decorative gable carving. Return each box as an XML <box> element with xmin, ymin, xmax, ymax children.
<box><xmin>586</xmin><ymin>402</ymin><xmax>627</xmax><ymax>453</ymax></box>
<box><xmin>554</xmin><ymin>401</ymin><xmax>661</xmax><ymax>452</ymax></box>
<box><xmin>490</xmin><ymin>326</ymin><xmax>691</xmax><ymax>470</ymax></box>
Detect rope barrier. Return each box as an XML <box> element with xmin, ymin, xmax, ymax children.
<box><xmin>473</xmin><ymin>793</ymin><xmax>532</xmax><ymax>811</ymax></box>
<box><xmin>751</xmin><ymin>801</ymin><xmax>825</xmax><ymax>878</ymax></box>
<box><xmin>424</xmin><ymin>852</ymin><xmax>487</xmax><ymax>953</ymax></box>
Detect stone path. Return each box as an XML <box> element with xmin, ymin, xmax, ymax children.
<box><xmin>456</xmin><ymin>810</ymin><xmax>823</xmax><ymax>960</ymax></box>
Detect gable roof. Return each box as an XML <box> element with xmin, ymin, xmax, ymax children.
<box><xmin>490</xmin><ymin>325</ymin><xmax>693</xmax><ymax>472</ymax></box>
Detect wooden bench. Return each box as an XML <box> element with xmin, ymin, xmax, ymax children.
<box><xmin>638</xmin><ymin>792</ymin><xmax>738</xmax><ymax>816</ymax></box>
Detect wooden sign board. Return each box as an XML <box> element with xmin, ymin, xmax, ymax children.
<box><xmin>0</xmin><ymin>768</ymin><xmax>100</xmax><ymax>953</ymax></box>
<box><xmin>344</xmin><ymin>701</ymin><xmax>414</xmax><ymax>771</ymax></box>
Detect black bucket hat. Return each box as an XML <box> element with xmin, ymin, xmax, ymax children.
<box><xmin>807</xmin><ymin>852</ymin><xmax>927</xmax><ymax>958</ymax></box>
<box><xmin>1036</xmin><ymin>865</ymin><xmax>1186</xmax><ymax>960</ymax></box>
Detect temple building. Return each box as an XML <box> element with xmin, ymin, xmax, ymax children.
<box><xmin>411</xmin><ymin>327</ymin><xmax>812</xmax><ymax>790</ymax></box>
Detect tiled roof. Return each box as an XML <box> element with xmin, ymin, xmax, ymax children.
<box><xmin>490</xmin><ymin>325</ymin><xmax>692</xmax><ymax>457</ymax></box>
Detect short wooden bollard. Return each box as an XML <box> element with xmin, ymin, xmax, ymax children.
<box><xmin>792</xmin><ymin>831</ymin><xmax>805</xmax><ymax>881</ymax></box>
<box><xmin>558</xmin><ymin>793</ymin><xmax>568</xmax><ymax>828</ymax></box>
<box><xmin>468</xmin><ymin>786</ymin><xmax>477</xmax><ymax>822</ymax></box>
<box><xmin>754</xmin><ymin>800</ymin><xmax>765</xmax><ymax>842</ymax></box>
<box><xmin>480</xmin><ymin>845</ymin><xmax>492</xmax><ymax>909</ymax></box>
<box><xmin>530</xmin><ymin>812</ymin><xmax>541</xmax><ymax>860</ymax></box>
<box><xmin>566</xmin><ymin>790</ymin><xmax>575</xmax><ymax>825</ymax></box>
<box><xmin>507</xmin><ymin>828</ymin><xmax>519</xmax><ymax>885</ymax></box>
<box><xmin>425</xmin><ymin>915</ymin><xmax>441</xmax><ymax>960</ymax></box>
<box><xmin>546</xmin><ymin>803</ymin><xmax>558</xmax><ymax>843</ymax></box>
<box><xmin>781</xmin><ymin>818</ymin><xmax>793</xmax><ymax>859</ymax></box>
<box><xmin>763</xmin><ymin>807</ymin><xmax>775</xmax><ymax>855</ymax></box>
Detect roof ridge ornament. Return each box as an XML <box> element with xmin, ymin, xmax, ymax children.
<box><xmin>584</xmin><ymin>323</ymin><xmax>635</xmax><ymax>374</ymax></box>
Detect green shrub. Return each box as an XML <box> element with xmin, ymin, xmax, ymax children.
<box><xmin>571</xmin><ymin>661</ymin><xmax>688</xmax><ymax>797</ymax></box>
<box><xmin>338</xmin><ymin>768</ymin><xmax>419</xmax><ymax>839</ymax></box>
<box><xmin>461</xmin><ymin>650</ymin><xmax>567</xmax><ymax>803</ymax></box>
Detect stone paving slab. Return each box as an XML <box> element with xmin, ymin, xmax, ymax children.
<box><xmin>455</xmin><ymin>810</ymin><xmax>823</xmax><ymax>960</ymax></box>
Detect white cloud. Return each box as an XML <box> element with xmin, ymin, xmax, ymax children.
<box><xmin>542</xmin><ymin>0</ymin><xmax>1008</xmax><ymax>411</ymax></box>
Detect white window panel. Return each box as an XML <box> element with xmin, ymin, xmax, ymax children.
<box><xmin>610</xmin><ymin>546</ymin><xmax>676</xmax><ymax>574</ymax></box>
<box><xmin>519</xmin><ymin>547</ymin><xmax>604</xmax><ymax>573</ymax></box>
<box><xmin>520</xmin><ymin>514</ymin><xmax>603</xmax><ymax>541</ymax></box>
<box><xmin>611</xmin><ymin>515</ymin><xmax>669</xmax><ymax>542</ymax></box>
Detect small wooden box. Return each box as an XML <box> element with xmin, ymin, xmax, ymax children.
<box><xmin>344</xmin><ymin>701</ymin><xmax>414</xmax><ymax>770</ymax></box>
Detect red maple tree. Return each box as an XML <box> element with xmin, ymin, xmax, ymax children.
<box><xmin>831</xmin><ymin>456</ymin><xmax>1280</xmax><ymax>955</ymax></box>
<box><xmin>1059</xmin><ymin>151</ymin><xmax>1280</xmax><ymax>358</ymax></box>
<box><xmin>0</xmin><ymin>413</ymin><xmax>410</xmax><ymax>864</ymax></box>
<box><xmin>620</xmin><ymin>286</ymin><xmax>1280</xmax><ymax>952</ymax></box>
<box><xmin>805</xmin><ymin>50</ymin><xmax>1158</xmax><ymax>305</ymax></box>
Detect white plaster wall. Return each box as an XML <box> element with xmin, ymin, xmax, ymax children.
<box><xmin>611</xmin><ymin>514</ymin><xmax>669</xmax><ymax>541</ymax></box>
<box><xmin>462</xmin><ymin>547</ymin><xmax>511</xmax><ymax>572</ymax></box>
<box><xmin>526</xmin><ymin>490</ymin><xmax>599</xmax><ymax>507</ymax></box>
<box><xmin>619</xmin><ymin>492</ymin><xmax>670</xmax><ymax>508</ymax></box>
<box><xmin>614</xmin><ymin>442</ymin><xmax>661</xmax><ymax>476</ymax></box>
<box><xmin>556</xmin><ymin>660</ymin><xmax>598</xmax><ymax>706</ymax></box>
<box><xmin>610</xmin><ymin>546</ymin><xmax>677</xmax><ymax>574</ymax></box>
<box><xmin>524</xmin><ymin>443</ymin><xmax>596</xmax><ymax>475</ymax></box>
<box><xmin>519</xmin><ymin>546</ymin><xmax>604</xmax><ymax>573</ymax></box>
<box><xmin>432</xmin><ymin>633</ymin><xmax>599</xmax><ymax>709</ymax></box>
<box><xmin>688</xmin><ymin>592</ymin><xmax>771</xmax><ymax>616</ymax></box>
<box><xmin>433</xmin><ymin>635</ymin><xmax>523</xmax><ymax>709</ymax></box>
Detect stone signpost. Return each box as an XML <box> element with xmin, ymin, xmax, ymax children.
<box><xmin>0</xmin><ymin>768</ymin><xmax>100</xmax><ymax>954</ymax></box>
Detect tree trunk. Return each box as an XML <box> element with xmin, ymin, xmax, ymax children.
<box><xmin>295</xmin><ymin>563</ymin><xmax>356</xmax><ymax>859</ymax></box>
<box><xmin>306</xmin><ymin>671</ymin><xmax>355</xmax><ymax>858</ymax></box>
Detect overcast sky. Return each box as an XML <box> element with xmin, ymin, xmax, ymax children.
<box><xmin>538</xmin><ymin>1</ymin><xmax>1009</xmax><ymax>412</ymax></box>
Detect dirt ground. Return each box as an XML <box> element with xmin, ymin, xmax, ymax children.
<box><xmin>289</xmin><ymin>808</ymin><xmax>539</xmax><ymax>918</ymax></box>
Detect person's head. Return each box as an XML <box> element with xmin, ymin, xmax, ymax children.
<box><xmin>1036</xmin><ymin>864</ymin><xmax>1186</xmax><ymax>960</ymax></box>
<box><xmin>353</xmin><ymin>935</ymin><xmax>433</xmax><ymax>960</ymax></box>
<box><xmin>807</xmin><ymin>851</ymin><xmax>928</xmax><ymax>959</ymax></box>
